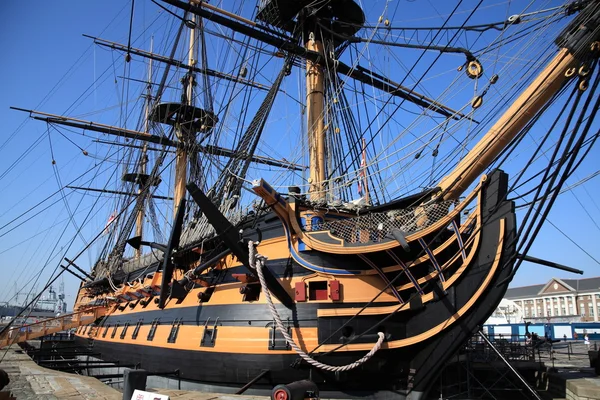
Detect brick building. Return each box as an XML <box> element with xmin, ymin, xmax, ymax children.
<box><xmin>504</xmin><ymin>277</ymin><xmax>600</xmax><ymax>322</ymax></box>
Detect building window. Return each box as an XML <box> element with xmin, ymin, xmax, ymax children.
<box><xmin>569</xmin><ymin>305</ymin><xmax>574</xmax><ymax>314</ymax></box>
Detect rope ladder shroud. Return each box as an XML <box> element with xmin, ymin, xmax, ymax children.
<box><xmin>248</xmin><ymin>241</ymin><xmax>385</xmax><ymax>372</ymax></box>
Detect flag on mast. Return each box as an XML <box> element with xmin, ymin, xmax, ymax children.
<box><xmin>103</xmin><ymin>212</ymin><xmax>116</xmax><ymax>235</ymax></box>
<box><xmin>358</xmin><ymin>138</ymin><xmax>368</xmax><ymax>201</ymax></box>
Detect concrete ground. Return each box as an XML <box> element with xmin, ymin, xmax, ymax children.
<box><xmin>0</xmin><ymin>344</ymin><xmax>271</xmax><ymax>400</ymax></box>
<box><xmin>0</xmin><ymin>345</ymin><xmax>121</xmax><ymax>399</ymax></box>
<box><xmin>1</xmin><ymin>339</ymin><xmax>599</xmax><ymax>399</ymax></box>
<box><xmin>535</xmin><ymin>341</ymin><xmax>600</xmax><ymax>400</ymax></box>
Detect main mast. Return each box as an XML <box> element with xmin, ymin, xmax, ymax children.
<box><xmin>306</xmin><ymin>28</ymin><xmax>327</xmax><ymax>202</ymax></box>
<box><xmin>297</xmin><ymin>3</ymin><xmax>366</xmax><ymax>203</ymax></box>
<box><xmin>173</xmin><ymin>14</ymin><xmax>198</xmax><ymax>217</ymax></box>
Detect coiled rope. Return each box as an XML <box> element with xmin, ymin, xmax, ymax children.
<box><xmin>248</xmin><ymin>241</ymin><xmax>385</xmax><ymax>372</ymax></box>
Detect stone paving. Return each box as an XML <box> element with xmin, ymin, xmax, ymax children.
<box><xmin>146</xmin><ymin>388</ymin><xmax>268</xmax><ymax>400</ymax></box>
<box><xmin>538</xmin><ymin>341</ymin><xmax>600</xmax><ymax>400</ymax></box>
<box><xmin>1</xmin><ymin>340</ymin><xmax>599</xmax><ymax>399</ymax></box>
<box><xmin>540</xmin><ymin>341</ymin><xmax>595</xmax><ymax>368</ymax></box>
<box><xmin>0</xmin><ymin>344</ymin><xmax>272</xmax><ymax>400</ymax></box>
<box><xmin>0</xmin><ymin>345</ymin><xmax>121</xmax><ymax>400</ymax></box>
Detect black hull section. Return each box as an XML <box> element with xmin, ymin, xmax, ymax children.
<box><xmin>405</xmin><ymin>171</ymin><xmax>516</xmax><ymax>397</ymax></box>
<box><xmin>77</xmin><ymin>171</ymin><xmax>516</xmax><ymax>399</ymax></box>
<box><xmin>76</xmin><ymin>338</ymin><xmax>406</xmax><ymax>397</ymax></box>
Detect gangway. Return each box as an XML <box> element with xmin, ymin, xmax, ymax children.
<box><xmin>0</xmin><ymin>306</ymin><xmax>106</xmax><ymax>348</ymax></box>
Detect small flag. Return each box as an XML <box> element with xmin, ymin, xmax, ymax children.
<box><xmin>103</xmin><ymin>212</ymin><xmax>116</xmax><ymax>235</ymax></box>
<box><xmin>358</xmin><ymin>138</ymin><xmax>367</xmax><ymax>197</ymax></box>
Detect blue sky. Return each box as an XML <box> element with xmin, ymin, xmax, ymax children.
<box><xmin>0</xmin><ymin>0</ymin><xmax>599</xmax><ymax>307</ymax></box>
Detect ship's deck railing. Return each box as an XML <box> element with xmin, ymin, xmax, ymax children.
<box><xmin>306</xmin><ymin>200</ymin><xmax>457</xmax><ymax>243</ymax></box>
<box><xmin>0</xmin><ymin>306</ymin><xmax>106</xmax><ymax>348</ymax></box>
<box><xmin>40</xmin><ymin>332</ymin><xmax>75</xmax><ymax>342</ymax></box>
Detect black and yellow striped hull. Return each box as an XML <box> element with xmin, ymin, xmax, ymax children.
<box><xmin>74</xmin><ymin>170</ymin><xmax>516</xmax><ymax>398</ymax></box>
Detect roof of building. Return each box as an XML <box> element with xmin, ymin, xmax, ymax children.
<box><xmin>561</xmin><ymin>277</ymin><xmax>600</xmax><ymax>292</ymax></box>
<box><xmin>506</xmin><ymin>276</ymin><xmax>600</xmax><ymax>299</ymax></box>
<box><xmin>505</xmin><ymin>284</ymin><xmax>545</xmax><ymax>299</ymax></box>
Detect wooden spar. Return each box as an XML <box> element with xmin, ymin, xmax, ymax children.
<box><xmin>64</xmin><ymin>257</ymin><xmax>93</xmax><ymax>280</ymax></box>
<box><xmin>173</xmin><ymin>15</ymin><xmax>198</xmax><ymax>219</ymax></box>
<box><xmin>117</xmin><ymin>75</ymin><xmax>179</xmax><ymax>91</ymax></box>
<box><xmin>10</xmin><ymin>107</ymin><xmax>177</xmax><ymax>146</ymax></box>
<box><xmin>438</xmin><ymin>48</ymin><xmax>578</xmax><ymax>200</ymax></box>
<box><xmin>85</xmin><ymin>35</ymin><xmax>268</xmax><ymax>91</ymax></box>
<box><xmin>135</xmin><ymin>38</ymin><xmax>154</xmax><ymax>259</ymax></box>
<box><xmin>92</xmin><ymin>139</ymin><xmax>175</xmax><ymax>153</ymax></box>
<box><xmin>11</xmin><ymin>107</ymin><xmax>304</xmax><ymax>170</ymax></box>
<box><xmin>66</xmin><ymin>186</ymin><xmax>172</xmax><ymax>200</ymax></box>
<box><xmin>306</xmin><ymin>33</ymin><xmax>326</xmax><ymax>201</ymax></box>
<box><xmin>161</xmin><ymin>0</ymin><xmax>459</xmax><ymax>119</ymax></box>
<box><xmin>189</xmin><ymin>0</ymin><xmax>257</xmax><ymax>27</ymax></box>
<box><xmin>90</xmin><ymin>138</ymin><xmax>305</xmax><ymax>170</ymax></box>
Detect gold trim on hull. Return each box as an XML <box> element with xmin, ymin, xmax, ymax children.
<box><xmin>318</xmin><ymin>218</ymin><xmax>506</xmax><ymax>352</ymax></box>
<box><xmin>317</xmin><ymin>211</ymin><xmax>482</xmax><ymax>317</ymax></box>
<box><xmin>288</xmin><ymin>179</ymin><xmax>483</xmax><ymax>255</ymax></box>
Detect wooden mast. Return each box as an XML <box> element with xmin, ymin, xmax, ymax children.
<box><xmin>134</xmin><ymin>38</ymin><xmax>153</xmax><ymax>259</ymax></box>
<box><xmin>306</xmin><ymin>31</ymin><xmax>326</xmax><ymax>202</ymax></box>
<box><xmin>438</xmin><ymin>47</ymin><xmax>582</xmax><ymax>200</ymax></box>
<box><xmin>173</xmin><ymin>13</ymin><xmax>198</xmax><ymax>218</ymax></box>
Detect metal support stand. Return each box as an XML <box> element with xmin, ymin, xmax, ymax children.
<box><xmin>122</xmin><ymin>369</ymin><xmax>147</xmax><ymax>400</ymax></box>
<box><xmin>236</xmin><ymin>369</ymin><xmax>270</xmax><ymax>394</ymax></box>
<box><xmin>478</xmin><ymin>330</ymin><xmax>542</xmax><ymax>400</ymax></box>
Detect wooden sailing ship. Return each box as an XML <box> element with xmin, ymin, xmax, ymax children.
<box><xmin>2</xmin><ymin>0</ymin><xmax>600</xmax><ymax>398</ymax></box>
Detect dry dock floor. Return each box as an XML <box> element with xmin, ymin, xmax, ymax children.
<box><xmin>0</xmin><ymin>345</ymin><xmax>121</xmax><ymax>399</ymax></box>
<box><xmin>0</xmin><ymin>345</ymin><xmax>268</xmax><ymax>400</ymax></box>
<box><xmin>3</xmin><ymin>340</ymin><xmax>600</xmax><ymax>399</ymax></box>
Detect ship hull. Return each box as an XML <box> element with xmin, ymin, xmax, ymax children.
<box><xmin>75</xmin><ymin>170</ymin><xmax>516</xmax><ymax>399</ymax></box>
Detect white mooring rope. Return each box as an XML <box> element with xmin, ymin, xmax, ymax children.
<box><xmin>248</xmin><ymin>241</ymin><xmax>385</xmax><ymax>372</ymax></box>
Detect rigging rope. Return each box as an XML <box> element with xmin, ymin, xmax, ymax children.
<box><xmin>210</xmin><ymin>56</ymin><xmax>294</xmax><ymax>203</ymax></box>
<box><xmin>501</xmin><ymin>60</ymin><xmax>600</xmax><ymax>283</ymax></box>
<box><xmin>248</xmin><ymin>241</ymin><xmax>385</xmax><ymax>372</ymax></box>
